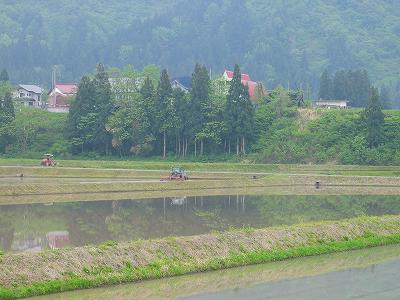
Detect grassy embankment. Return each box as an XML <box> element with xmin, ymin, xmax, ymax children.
<box><xmin>2</xmin><ymin>158</ymin><xmax>400</xmax><ymax>176</ymax></box>
<box><xmin>35</xmin><ymin>244</ymin><xmax>400</xmax><ymax>300</ymax></box>
<box><xmin>0</xmin><ymin>215</ymin><xmax>400</xmax><ymax>299</ymax></box>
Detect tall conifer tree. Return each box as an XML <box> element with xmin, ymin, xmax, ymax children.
<box><xmin>0</xmin><ymin>92</ymin><xmax>15</xmax><ymax>124</ymax></box>
<box><xmin>140</xmin><ymin>76</ymin><xmax>157</xmax><ymax>152</ymax></box>
<box><xmin>363</xmin><ymin>87</ymin><xmax>384</xmax><ymax>148</ymax></box>
<box><xmin>319</xmin><ymin>69</ymin><xmax>332</xmax><ymax>99</ymax></box>
<box><xmin>333</xmin><ymin>70</ymin><xmax>348</xmax><ymax>100</ymax></box>
<box><xmin>0</xmin><ymin>91</ymin><xmax>15</xmax><ymax>153</ymax></box>
<box><xmin>225</xmin><ymin>64</ymin><xmax>254</xmax><ymax>154</ymax></box>
<box><xmin>380</xmin><ymin>85</ymin><xmax>392</xmax><ymax>109</ymax></box>
<box><xmin>67</xmin><ymin>76</ymin><xmax>96</xmax><ymax>153</ymax></box>
<box><xmin>0</xmin><ymin>69</ymin><xmax>9</xmax><ymax>83</ymax></box>
<box><xmin>92</xmin><ymin>63</ymin><xmax>113</xmax><ymax>154</ymax></box>
<box><xmin>157</xmin><ymin>69</ymin><xmax>175</xmax><ymax>158</ymax></box>
<box><xmin>190</xmin><ymin>64</ymin><xmax>209</xmax><ymax>155</ymax></box>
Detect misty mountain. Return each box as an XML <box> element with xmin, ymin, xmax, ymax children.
<box><xmin>1</xmin><ymin>0</ymin><xmax>400</xmax><ymax>94</ymax></box>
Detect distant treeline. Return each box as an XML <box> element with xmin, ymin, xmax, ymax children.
<box><xmin>319</xmin><ymin>69</ymin><xmax>399</xmax><ymax>109</ymax></box>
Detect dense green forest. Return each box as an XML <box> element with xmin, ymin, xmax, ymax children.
<box><xmin>1</xmin><ymin>0</ymin><xmax>400</xmax><ymax>102</ymax></box>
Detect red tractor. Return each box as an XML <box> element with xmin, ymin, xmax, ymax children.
<box><xmin>40</xmin><ymin>154</ymin><xmax>57</xmax><ymax>167</ymax></box>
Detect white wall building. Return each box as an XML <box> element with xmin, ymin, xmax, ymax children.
<box><xmin>14</xmin><ymin>84</ymin><xmax>44</xmax><ymax>108</ymax></box>
<box><xmin>315</xmin><ymin>100</ymin><xmax>349</xmax><ymax>109</ymax></box>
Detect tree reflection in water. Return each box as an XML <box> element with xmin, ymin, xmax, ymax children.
<box><xmin>1</xmin><ymin>194</ymin><xmax>400</xmax><ymax>253</ymax></box>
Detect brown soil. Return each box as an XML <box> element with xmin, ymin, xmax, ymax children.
<box><xmin>2</xmin><ymin>174</ymin><xmax>400</xmax><ymax>205</ymax></box>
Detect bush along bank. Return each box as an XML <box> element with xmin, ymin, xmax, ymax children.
<box><xmin>1</xmin><ymin>215</ymin><xmax>400</xmax><ymax>299</ymax></box>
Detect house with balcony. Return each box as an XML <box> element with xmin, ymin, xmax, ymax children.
<box><xmin>14</xmin><ymin>84</ymin><xmax>44</xmax><ymax>108</ymax></box>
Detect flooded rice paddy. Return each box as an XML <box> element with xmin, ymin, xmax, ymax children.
<box><xmin>1</xmin><ymin>194</ymin><xmax>400</xmax><ymax>253</ymax></box>
<box><xmin>32</xmin><ymin>244</ymin><xmax>400</xmax><ymax>300</ymax></box>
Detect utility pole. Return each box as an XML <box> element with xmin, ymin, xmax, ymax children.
<box><xmin>52</xmin><ymin>66</ymin><xmax>57</xmax><ymax>90</ymax></box>
<box><xmin>51</xmin><ymin>65</ymin><xmax>58</xmax><ymax>109</ymax></box>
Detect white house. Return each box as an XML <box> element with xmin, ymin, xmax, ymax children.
<box><xmin>315</xmin><ymin>100</ymin><xmax>349</xmax><ymax>109</ymax></box>
<box><xmin>14</xmin><ymin>84</ymin><xmax>44</xmax><ymax>108</ymax></box>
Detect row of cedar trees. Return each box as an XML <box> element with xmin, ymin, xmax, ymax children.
<box><xmin>67</xmin><ymin>63</ymin><xmax>255</xmax><ymax>157</ymax></box>
<box><xmin>0</xmin><ymin>70</ymin><xmax>15</xmax><ymax>153</ymax></box>
<box><xmin>318</xmin><ymin>69</ymin><xmax>371</xmax><ymax>107</ymax></box>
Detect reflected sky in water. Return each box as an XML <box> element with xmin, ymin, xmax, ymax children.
<box><xmin>33</xmin><ymin>244</ymin><xmax>400</xmax><ymax>300</ymax></box>
<box><xmin>1</xmin><ymin>194</ymin><xmax>400</xmax><ymax>252</ymax></box>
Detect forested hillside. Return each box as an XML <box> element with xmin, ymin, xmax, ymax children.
<box><xmin>1</xmin><ymin>0</ymin><xmax>400</xmax><ymax>99</ymax></box>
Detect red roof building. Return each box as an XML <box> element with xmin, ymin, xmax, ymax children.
<box><xmin>223</xmin><ymin>70</ymin><xmax>257</xmax><ymax>98</ymax></box>
<box><xmin>46</xmin><ymin>231</ymin><xmax>70</xmax><ymax>250</ymax></box>
<box><xmin>54</xmin><ymin>84</ymin><xmax>78</xmax><ymax>95</ymax></box>
<box><xmin>48</xmin><ymin>83</ymin><xmax>78</xmax><ymax>113</ymax></box>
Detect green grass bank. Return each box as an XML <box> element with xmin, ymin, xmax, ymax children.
<box><xmin>2</xmin><ymin>158</ymin><xmax>400</xmax><ymax>176</ymax></box>
<box><xmin>1</xmin><ymin>215</ymin><xmax>400</xmax><ymax>299</ymax></box>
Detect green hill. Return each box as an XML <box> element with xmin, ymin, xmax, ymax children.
<box><xmin>6</xmin><ymin>106</ymin><xmax>67</xmax><ymax>157</ymax></box>
<box><xmin>4</xmin><ymin>105</ymin><xmax>400</xmax><ymax>166</ymax></box>
<box><xmin>1</xmin><ymin>0</ymin><xmax>400</xmax><ymax>99</ymax></box>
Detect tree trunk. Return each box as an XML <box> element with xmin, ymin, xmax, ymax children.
<box><xmin>236</xmin><ymin>137</ymin><xmax>239</xmax><ymax>155</ymax></box>
<box><xmin>175</xmin><ymin>135</ymin><xmax>178</xmax><ymax>155</ymax></box>
<box><xmin>185</xmin><ymin>138</ymin><xmax>188</xmax><ymax>157</ymax></box>
<box><xmin>243</xmin><ymin>136</ymin><xmax>246</xmax><ymax>154</ymax></box>
<box><xmin>224</xmin><ymin>139</ymin><xmax>227</xmax><ymax>153</ymax></box>
<box><xmin>178</xmin><ymin>136</ymin><xmax>181</xmax><ymax>157</ymax></box>
<box><xmin>194</xmin><ymin>141</ymin><xmax>197</xmax><ymax>157</ymax></box>
<box><xmin>182</xmin><ymin>138</ymin><xmax>185</xmax><ymax>157</ymax></box>
<box><xmin>200</xmin><ymin>140</ymin><xmax>204</xmax><ymax>156</ymax></box>
<box><xmin>163</xmin><ymin>130</ymin><xmax>166</xmax><ymax>158</ymax></box>
<box><xmin>228</xmin><ymin>140</ymin><xmax>231</xmax><ymax>154</ymax></box>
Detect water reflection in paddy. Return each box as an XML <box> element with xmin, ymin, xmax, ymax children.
<box><xmin>1</xmin><ymin>194</ymin><xmax>400</xmax><ymax>252</ymax></box>
<box><xmin>33</xmin><ymin>244</ymin><xmax>400</xmax><ymax>300</ymax></box>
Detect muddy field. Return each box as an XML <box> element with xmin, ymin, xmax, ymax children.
<box><xmin>2</xmin><ymin>165</ymin><xmax>400</xmax><ymax>205</ymax></box>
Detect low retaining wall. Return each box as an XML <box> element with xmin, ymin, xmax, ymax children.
<box><xmin>1</xmin><ymin>215</ymin><xmax>400</xmax><ymax>299</ymax></box>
